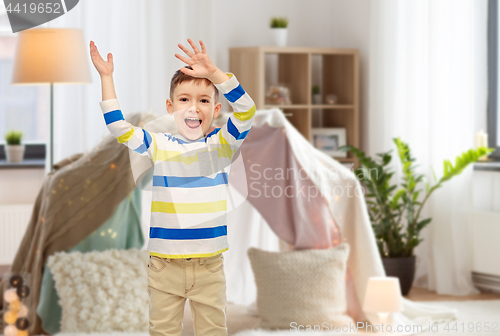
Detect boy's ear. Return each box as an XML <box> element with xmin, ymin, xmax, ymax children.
<box><xmin>212</xmin><ymin>102</ymin><xmax>222</xmax><ymax>118</ymax></box>
<box><xmin>166</xmin><ymin>99</ymin><xmax>173</xmax><ymax>115</ymax></box>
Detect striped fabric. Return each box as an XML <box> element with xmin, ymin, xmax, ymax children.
<box><xmin>99</xmin><ymin>73</ymin><xmax>255</xmax><ymax>258</ymax></box>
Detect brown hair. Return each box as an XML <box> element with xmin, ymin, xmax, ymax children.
<box><xmin>169</xmin><ymin>66</ymin><xmax>219</xmax><ymax>102</ymax></box>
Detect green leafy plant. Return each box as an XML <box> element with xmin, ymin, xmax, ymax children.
<box><xmin>341</xmin><ymin>138</ymin><xmax>492</xmax><ymax>258</ymax></box>
<box><xmin>5</xmin><ymin>130</ymin><xmax>23</xmax><ymax>145</ymax></box>
<box><xmin>270</xmin><ymin>17</ymin><xmax>289</xmax><ymax>28</ymax></box>
<box><xmin>312</xmin><ymin>85</ymin><xmax>320</xmax><ymax>95</ymax></box>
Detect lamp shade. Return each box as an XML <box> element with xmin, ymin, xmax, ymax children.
<box><xmin>11</xmin><ymin>28</ymin><xmax>91</xmax><ymax>84</ymax></box>
<box><xmin>363</xmin><ymin>277</ymin><xmax>404</xmax><ymax>313</ymax></box>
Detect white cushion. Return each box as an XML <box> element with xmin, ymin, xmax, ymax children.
<box><xmin>47</xmin><ymin>248</ymin><xmax>149</xmax><ymax>332</ymax></box>
<box><xmin>247</xmin><ymin>243</ymin><xmax>353</xmax><ymax>330</ymax></box>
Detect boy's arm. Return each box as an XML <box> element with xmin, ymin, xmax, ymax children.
<box><xmin>98</xmin><ymin>75</ymin><xmax>157</xmax><ymax>162</ymax></box>
<box><xmin>173</xmin><ymin>39</ymin><xmax>255</xmax><ymax>148</ymax></box>
<box><xmin>90</xmin><ymin>41</ymin><xmax>157</xmax><ymax>162</ymax></box>
<box><xmin>212</xmin><ymin>72</ymin><xmax>256</xmax><ymax>148</ymax></box>
<box><xmin>99</xmin><ymin>97</ymin><xmax>157</xmax><ymax>163</ymax></box>
<box><xmin>101</xmin><ymin>75</ymin><xmax>117</xmax><ymax>100</ymax></box>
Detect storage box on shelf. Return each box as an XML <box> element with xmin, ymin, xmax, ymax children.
<box><xmin>229</xmin><ymin>46</ymin><xmax>359</xmax><ymax>167</ymax></box>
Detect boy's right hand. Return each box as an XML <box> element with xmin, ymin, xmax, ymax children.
<box><xmin>90</xmin><ymin>41</ymin><xmax>114</xmax><ymax>77</ymax></box>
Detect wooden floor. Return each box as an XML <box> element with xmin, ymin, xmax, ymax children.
<box><xmin>406</xmin><ymin>285</ymin><xmax>500</xmax><ymax>301</ymax></box>
<box><xmin>1</xmin><ymin>264</ymin><xmax>499</xmax><ymax>302</ymax></box>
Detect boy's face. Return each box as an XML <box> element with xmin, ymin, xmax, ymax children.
<box><xmin>166</xmin><ymin>80</ymin><xmax>221</xmax><ymax>140</ymax></box>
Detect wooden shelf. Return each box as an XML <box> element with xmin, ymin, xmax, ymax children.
<box><xmin>311</xmin><ymin>104</ymin><xmax>355</xmax><ymax>109</ymax></box>
<box><xmin>264</xmin><ymin>104</ymin><xmax>310</xmax><ymax>109</ymax></box>
<box><xmin>265</xmin><ymin>104</ymin><xmax>355</xmax><ymax>109</ymax></box>
<box><xmin>229</xmin><ymin>46</ymin><xmax>360</xmax><ymax>167</ymax></box>
<box><xmin>229</xmin><ymin>46</ymin><xmax>359</xmax><ymax>55</ymax></box>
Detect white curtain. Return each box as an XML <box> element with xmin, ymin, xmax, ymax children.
<box><xmin>368</xmin><ymin>0</ymin><xmax>487</xmax><ymax>295</ymax></box>
<box><xmin>46</xmin><ymin>0</ymin><xmax>217</xmax><ymax>163</ymax></box>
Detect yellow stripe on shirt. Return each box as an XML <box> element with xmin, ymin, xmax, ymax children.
<box><xmin>117</xmin><ymin>127</ymin><xmax>135</xmax><ymax>143</ymax></box>
<box><xmin>151</xmin><ymin>200</ymin><xmax>227</xmax><ymax>214</ymax></box>
<box><xmin>152</xmin><ymin>132</ymin><xmax>158</xmax><ymax>164</ymax></box>
<box><xmin>156</xmin><ymin>146</ymin><xmax>236</xmax><ymax>164</ymax></box>
<box><xmin>218</xmin><ymin>132</ymin><xmax>237</xmax><ymax>158</ymax></box>
<box><xmin>234</xmin><ymin>104</ymin><xmax>256</xmax><ymax>122</ymax></box>
<box><xmin>156</xmin><ymin>150</ymin><xmax>199</xmax><ymax>165</ymax></box>
<box><xmin>148</xmin><ymin>247</ymin><xmax>229</xmax><ymax>259</ymax></box>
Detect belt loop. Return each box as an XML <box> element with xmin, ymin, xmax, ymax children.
<box><xmin>165</xmin><ymin>257</ymin><xmax>171</xmax><ymax>263</ymax></box>
<box><xmin>199</xmin><ymin>257</ymin><xmax>205</xmax><ymax>266</ymax></box>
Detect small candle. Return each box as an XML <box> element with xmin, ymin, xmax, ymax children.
<box><xmin>476</xmin><ymin>130</ymin><xmax>488</xmax><ymax>161</ymax></box>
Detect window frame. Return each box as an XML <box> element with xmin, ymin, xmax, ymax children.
<box><xmin>488</xmin><ymin>0</ymin><xmax>500</xmax><ymax>159</ymax></box>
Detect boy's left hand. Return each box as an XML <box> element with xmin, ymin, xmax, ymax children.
<box><xmin>175</xmin><ymin>39</ymin><xmax>228</xmax><ymax>84</ymax></box>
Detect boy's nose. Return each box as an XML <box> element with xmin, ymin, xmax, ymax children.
<box><xmin>186</xmin><ymin>105</ymin><xmax>198</xmax><ymax>113</ymax></box>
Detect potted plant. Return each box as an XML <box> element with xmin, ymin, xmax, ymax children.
<box><xmin>270</xmin><ymin>17</ymin><xmax>289</xmax><ymax>47</ymax></box>
<box><xmin>312</xmin><ymin>85</ymin><xmax>321</xmax><ymax>104</ymax></box>
<box><xmin>341</xmin><ymin>138</ymin><xmax>492</xmax><ymax>295</ymax></box>
<box><xmin>4</xmin><ymin>130</ymin><xmax>25</xmax><ymax>163</ymax></box>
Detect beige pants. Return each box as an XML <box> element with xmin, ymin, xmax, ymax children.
<box><xmin>147</xmin><ymin>253</ymin><xmax>228</xmax><ymax>336</ymax></box>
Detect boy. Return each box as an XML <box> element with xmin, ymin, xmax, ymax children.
<box><xmin>89</xmin><ymin>38</ymin><xmax>256</xmax><ymax>336</ymax></box>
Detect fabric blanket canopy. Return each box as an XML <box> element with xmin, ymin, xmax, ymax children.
<box><xmin>133</xmin><ymin>108</ymin><xmax>459</xmax><ymax>333</ymax></box>
<box><xmin>1</xmin><ymin>107</ymin><xmax>458</xmax><ymax>335</ymax></box>
<box><xmin>0</xmin><ymin>112</ymin><xmax>159</xmax><ymax>335</ymax></box>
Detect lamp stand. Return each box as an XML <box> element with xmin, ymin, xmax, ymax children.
<box><xmin>50</xmin><ymin>82</ymin><xmax>54</xmax><ymax>171</ymax></box>
<box><xmin>377</xmin><ymin>312</ymin><xmax>393</xmax><ymax>334</ymax></box>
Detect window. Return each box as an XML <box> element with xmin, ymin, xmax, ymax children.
<box><xmin>488</xmin><ymin>0</ymin><xmax>500</xmax><ymax>159</ymax></box>
<box><xmin>0</xmin><ymin>34</ymin><xmax>49</xmax><ymax>144</ymax></box>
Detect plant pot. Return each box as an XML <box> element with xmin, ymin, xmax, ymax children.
<box><xmin>381</xmin><ymin>255</ymin><xmax>416</xmax><ymax>296</ymax></box>
<box><xmin>5</xmin><ymin>144</ymin><xmax>25</xmax><ymax>163</ymax></box>
<box><xmin>270</xmin><ymin>28</ymin><xmax>288</xmax><ymax>47</ymax></box>
<box><xmin>312</xmin><ymin>94</ymin><xmax>322</xmax><ymax>105</ymax></box>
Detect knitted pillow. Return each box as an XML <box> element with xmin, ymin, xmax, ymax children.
<box><xmin>47</xmin><ymin>248</ymin><xmax>149</xmax><ymax>332</ymax></box>
<box><xmin>247</xmin><ymin>243</ymin><xmax>354</xmax><ymax>330</ymax></box>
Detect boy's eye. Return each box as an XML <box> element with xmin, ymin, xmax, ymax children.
<box><xmin>201</xmin><ymin>99</ymin><xmax>209</xmax><ymax>103</ymax></box>
<box><xmin>180</xmin><ymin>98</ymin><xmax>188</xmax><ymax>102</ymax></box>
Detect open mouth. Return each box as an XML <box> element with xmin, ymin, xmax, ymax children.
<box><xmin>185</xmin><ymin>117</ymin><xmax>202</xmax><ymax>129</ymax></box>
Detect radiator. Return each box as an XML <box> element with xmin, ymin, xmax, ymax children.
<box><xmin>0</xmin><ymin>204</ymin><xmax>33</xmax><ymax>265</ymax></box>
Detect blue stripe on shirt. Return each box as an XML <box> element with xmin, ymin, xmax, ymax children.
<box><xmin>224</xmin><ymin>84</ymin><xmax>245</xmax><ymax>103</ymax></box>
<box><xmin>152</xmin><ymin>173</ymin><xmax>229</xmax><ymax>188</ymax></box>
<box><xmin>133</xmin><ymin>143</ymin><xmax>147</xmax><ymax>154</ymax></box>
<box><xmin>150</xmin><ymin>226</ymin><xmax>227</xmax><ymax>240</ymax></box>
<box><xmin>104</xmin><ymin>110</ymin><xmax>124</xmax><ymax>125</ymax></box>
<box><xmin>144</xmin><ymin>129</ymin><xmax>152</xmax><ymax>149</ymax></box>
<box><xmin>205</xmin><ymin>128</ymin><xmax>221</xmax><ymax>142</ymax></box>
<box><xmin>227</xmin><ymin>118</ymin><xmax>249</xmax><ymax>140</ymax></box>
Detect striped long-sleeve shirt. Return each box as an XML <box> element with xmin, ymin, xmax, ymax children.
<box><xmin>99</xmin><ymin>72</ymin><xmax>256</xmax><ymax>258</ymax></box>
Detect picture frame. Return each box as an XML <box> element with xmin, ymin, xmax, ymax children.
<box><xmin>311</xmin><ymin>128</ymin><xmax>347</xmax><ymax>158</ymax></box>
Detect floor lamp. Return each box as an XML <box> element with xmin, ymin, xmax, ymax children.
<box><xmin>11</xmin><ymin>28</ymin><xmax>91</xmax><ymax>171</ymax></box>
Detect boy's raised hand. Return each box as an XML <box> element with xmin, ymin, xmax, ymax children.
<box><xmin>89</xmin><ymin>41</ymin><xmax>114</xmax><ymax>77</ymax></box>
<box><xmin>175</xmin><ymin>39</ymin><xmax>219</xmax><ymax>80</ymax></box>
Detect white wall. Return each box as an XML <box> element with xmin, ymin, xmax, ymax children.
<box><xmin>472</xmin><ymin>171</ymin><xmax>500</xmax><ymax>277</ymax></box>
<box><xmin>0</xmin><ymin>169</ymin><xmax>44</xmax><ymax>204</ymax></box>
<box><xmin>1</xmin><ymin>0</ymin><xmax>372</xmax><ymax>203</ymax></box>
<box><xmin>212</xmin><ymin>0</ymin><xmax>371</xmax><ymax>147</ymax></box>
